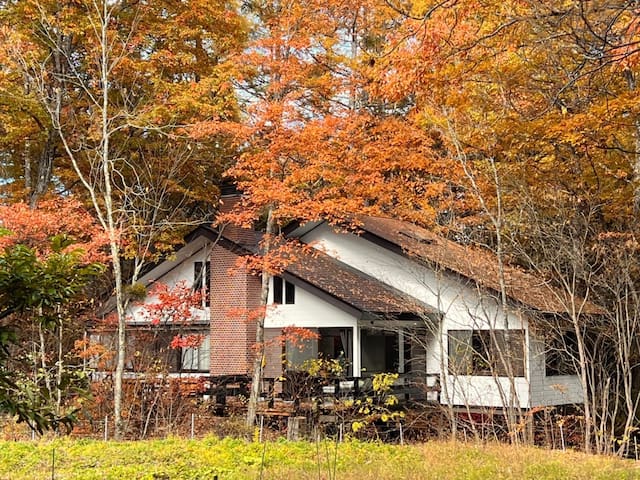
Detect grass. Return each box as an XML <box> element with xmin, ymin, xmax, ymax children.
<box><xmin>0</xmin><ymin>436</ymin><xmax>639</xmax><ymax>479</ymax></box>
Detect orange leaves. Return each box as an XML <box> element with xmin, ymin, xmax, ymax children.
<box><xmin>228</xmin><ymin>110</ymin><xmax>470</xmax><ymax>228</ymax></box>
<box><xmin>210</xmin><ymin>0</ymin><xmax>481</xmax><ymax>236</ymax></box>
<box><xmin>226</xmin><ymin>305</ymin><xmax>268</xmax><ymax>324</ymax></box>
<box><xmin>0</xmin><ymin>198</ymin><xmax>109</xmax><ymax>263</ymax></box>
<box><xmin>234</xmin><ymin>238</ymin><xmax>314</xmax><ymax>275</ymax></box>
<box><xmin>137</xmin><ymin>281</ymin><xmax>203</xmax><ymax>326</ymax></box>
<box><xmin>273</xmin><ymin>326</ymin><xmax>319</xmax><ymax>349</ymax></box>
<box><xmin>169</xmin><ymin>334</ymin><xmax>205</xmax><ymax>350</ymax></box>
<box><xmin>607</xmin><ymin>8</ymin><xmax>640</xmax><ymax>72</ymax></box>
<box><xmin>74</xmin><ymin>338</ymin><xmax>114</xmax><ymax>370</ymax></box>
<box><xmin>2</xmin><ymin>0</ymin><xmax>247</xmax><ymax>218</ymax></box>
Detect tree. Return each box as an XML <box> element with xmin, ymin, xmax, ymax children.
<box><xmin>0</xmin><ymin>197</ymin><xmax>108</xmax><ymax>262</ymax></box>
<box><xmin>0</xmin><ymin>235</ymin><xmax>103</xmax><ymax>433</ymax></box>
<box><xmin>2</xmin><ymin>0</ymin><xmax>246</xmax><ymax>438</ymax></box>
<box><xmin>0</xmin><ymin>2</ymin><xmax>61</xmax><ymax>206</ymax></box>
<box><xmin>0</xmin><ymin>198</ymin><xmax>105</xmax><ymax>432</ymax></box>
<box><xmin>197</xmin><ymin>0</ymin><xmax>475</xmax><ymax>427</ymax></box>
<box><xmin>87</xmin><ymin>281</ymin><xmax>208</xmax><ymax>438</ymax></box>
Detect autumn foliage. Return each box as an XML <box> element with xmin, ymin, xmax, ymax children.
<box><xmin>210</xmin><ymin>0</ymin><xmax>476</xmax><ymax>234</ymax></box>
<box><xmin>0</xmin><ymin>198</ymin><xmax>109</xmax><ymax>263</ymax></box>
<box><xmin>136</xmin><ymin>281</ymin><xmax>203</xmax><ymax>326</ymax></box>
<box><xmin>5</xmin><ymin>0</ymin><xmax>640</xmax><ymax>447</ymax></box>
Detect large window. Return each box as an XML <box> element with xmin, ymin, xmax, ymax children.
<box><xmin>126</xmin><ymin>330</ymin><xmax>180</xmax><ymax>372</ymax></box>
<box><xmin>273</xmin><ymin>276</ymin><xmax>295</xmax><ymax>304</ymax></box>
<box><xmin>123</xmin><ymin>330</ymin><xmax>210</xmax><ymax>373</ymax></box>
<box><xmin>285</xmin><ymin>327</ymin><xmax>352</xmax><ymax>376</ymax></box>
<box><xmin>361</xmin><ymin>329</ymin><xmax>400</xmax><ymax>375</ymax></box>
<box><xmin>448</xmin><ymin>329</ymin><xmax>525</xmax><ymax>377</ymax></box>
<box><xmin>181</xmin><ymin>334</ymin><xmax>211</xmax><ymax>372</ymax></box>
<box><xmin>194</xmin><ymin>261</ymin><xmax>210</xmax><ymax>307</ymax></box>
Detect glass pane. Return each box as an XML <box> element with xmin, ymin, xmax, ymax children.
<box><xmin>448</xmin><ymin>330</ymin><xmax>473</xmax><ymax>375</ymax></box>
<box><xmin>273</xmin><ymin>276</ymin><xmax>283</xmax><ymax>304</ymax></box>
<box><xmin>285</xmin><ymin>280</ymin><xmax>295</xmax><ymax>304</ymax></box>
<box><xmin>198</xmin><ymin>335</ymin><xmax>210</xmax><ymax>370</ymax></box>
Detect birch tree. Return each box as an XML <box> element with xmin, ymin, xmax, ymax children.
<box><xmin>2</xmin><ymin>0</ymin><xmax>245</xmax><ymax>438</ymax></box>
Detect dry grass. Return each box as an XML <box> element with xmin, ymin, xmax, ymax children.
<box><xmin>0</xmin><ymin>436</ymin><xmax>639</xmax><ymax>479</ymax></box>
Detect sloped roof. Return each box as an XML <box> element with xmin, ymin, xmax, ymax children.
<box><xmin>285</xmin><ymin>248</ymin><xmax>430</xmax><ymax>316</ymax></box>
<box><xmin>358</xmin><ymin>216</ymin><xmax>604</xmax><ymax>315</ymax></box>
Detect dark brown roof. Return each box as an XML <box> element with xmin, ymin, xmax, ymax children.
<box><xmin>285</xmin><ymin>248</ymin><xmax>430</xmax><ymax>315</ymax></box>
<box><xmin>358</xmin><ymin>216</ymin><xmax>604</xmax><ymax>315</ymax></box>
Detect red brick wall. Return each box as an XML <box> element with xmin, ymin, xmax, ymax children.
<box><xmin>263</xmin><ymin>328</ymin><xmax>284</xmax><ymax>379</ymax></box>
<box><xmin>209</xmin><ymin>243</ymin><xmax>261</xmax><ymax>376</ymax></box>
<box><xmin>218</xmin><ymin>194</ymin><xmax>258</xmax><ymax>249</ymax></box>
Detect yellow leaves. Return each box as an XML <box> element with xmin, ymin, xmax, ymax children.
<box><xmin>351</xmin><ymin>420</ymin><xmax>365</xmax><ymax>433</ymax></box>
<box><xmin>371</xmin><ymin>372</ymin><xmax>396</xmax><ymax>393</ymax></box>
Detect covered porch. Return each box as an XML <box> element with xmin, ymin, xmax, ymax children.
<box><xmin>262</xmin><ymin>317</ymin><xmax>440</xmax><ymax>404</ymax></box>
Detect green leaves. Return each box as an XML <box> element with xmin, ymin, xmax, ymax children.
<box><xmin>0</xmin><ymin>236</ymin><xmax>104</xmax><ymax>324</ymax></box>
<box><xmin>0</xmin><ymin>235</ymin><xmax>103</xmax><ymax>432</ymax></box>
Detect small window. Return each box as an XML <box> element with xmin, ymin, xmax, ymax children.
<box><xmin>448</xmin><ymin>329</ymin><xmax>525</xmax><ymax>377</ymax></box>
<box><xmin>285</xmin><ymin>280</ymin><xmax>295</xmax><ymax>304</ymax></box>
<box><xmin>273</xmin><ymin>276</ymin><xmax>295</xmax><ymax>304</ymax></box>
<box><xmin>545</xmin><ymin>331</ymin><xmax>578</xmax><ymax>376</ymax></box>
<box><xmin>194</xmin><ymin>261</ymin><xmax>210</xmax><ymax>307</ymax></box>
<box><xmin>273</xmin><ymin>276</ymin><xmax>283</xmax><ymax>304</ymax></box>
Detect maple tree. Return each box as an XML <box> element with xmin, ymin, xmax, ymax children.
<box><xmin>85</xmin><ymin>280</ymin><xmax>209</xmax><ymax>438</ymax></box>
<box><xmin>132</xmin><ymin>281</ymin><xmax>209</xmax><ymax>372</ymax></box>
<box><xmin>0</xmin><ymin>199</ymin><xmax>105</xmax><ymax>432</ymax></box>
<box><xmin>194</xmin><ymin>0</ymin><xmax>476</xmax><ymax>427</ymax></box>
<box><xmin>0</xmin><ymin>197</ymin><xmax>108</xmax><ymax>262</ymax></box>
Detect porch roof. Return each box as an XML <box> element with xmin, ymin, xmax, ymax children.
<box><xmin>284</xmin><ymin>248</ymin><xmax>432</xmax><ymax>316</ymax></box>
<box><xmin>357</xmin><ymin>216</ymin><xmax>605</xmax><ymax>316</ymax></box>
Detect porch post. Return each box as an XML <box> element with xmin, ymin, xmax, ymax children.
<box><xmin>398</xmin><ymin>329</ymin><xmax>405</xmax><ymax>374</ymax></box>
<box><xmin>352</xmin><ymin>326</ymin><xmax>361</xmax><ymax>377</ymax></box>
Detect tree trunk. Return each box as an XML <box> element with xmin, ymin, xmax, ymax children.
<box><xmin>95</xmin><ymin>1</ymin><xmax>127</xmax><ymax>439</ymax></box>
<box><xmin>38</xmin><ymin>322</ymin><xmax>52</xmax><ymax>399</ymax></box>
<box><xmin>23</xmin><ymin>141</ymin><xmax>31</xmax><ymax>200</ymax></box>
<box><xmin>29</xmin><ymin>130</ymin><xmax>55</xmax><ymax>208</ymax></box>
<box><xmin>246</xmin><ymin>206</ymin><xmax>274</xmax><ymax>428</ymax></box>
<box><xmin>633</xmin><ymin>115</ymin><xmax>640</xmax><ymax>213</ymax></box>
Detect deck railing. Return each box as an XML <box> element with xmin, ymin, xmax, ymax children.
<box><xmin>205</xmin><ymin>372</ymin><xmax>441</xmax><ymax>413</ymax></box>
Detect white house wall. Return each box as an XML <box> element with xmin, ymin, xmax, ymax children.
<box><xmin>299</xmin><ymin>223</ymin><xmax>533</xmax><ymax>408</ymax></box>
<box><xmin>445</xmin><ymin>375</ymin><xmax>531</xmax><ymax>408</ymax></box>
<box><xmin>127</xmin><ymin>236</ymin><xmax>212</xmax><ymax>324</ymax></box>
<box><xmin>264</xmin><ymin>283</ymin><xmax>358</xmax><ymax>330</ymax></box>
<box><xmin>264</xmin><ymin>279</ymin><xmax>360</xmax><ymax>374</ymax></box>
<box><xmin>300</xmin><ymin>224</ymin><xmax>526</xmax><ymax>329</ymax></box>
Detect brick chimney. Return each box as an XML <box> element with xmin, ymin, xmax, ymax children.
<box><xmin>209</xmin><ymin>184</ymin><xmax>262</xmax><ymax>377</ymax></box>
<box><xmin>209</xmin><ymin>242</ymin><xmax>261</xmax><ymax>376</ymax></box>
<box><xmin>217</xmin><ymin>186</ymin><xmax>258</xmax><ymax>250</ymax></box>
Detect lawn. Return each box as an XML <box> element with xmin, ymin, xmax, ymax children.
<box><xmin>0</xmin><ymin>436</ymin><xmax>639</xmax><ymax>479</ymax></box>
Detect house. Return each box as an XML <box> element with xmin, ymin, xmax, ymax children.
<box><xmin>109</xmin><ymin>194</ymin><xmax>602</xmax><ymax>411</ymax></box>
<box><xmin>277</xmin><ymin>217</ymin><xmax>602</xmax><ymax>409</ymax></box>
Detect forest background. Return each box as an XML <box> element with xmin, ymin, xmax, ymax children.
<box><xmin>1</xmin><ymin>0</ymin><xmax>640</xmax><ymax>455</ymax></box>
